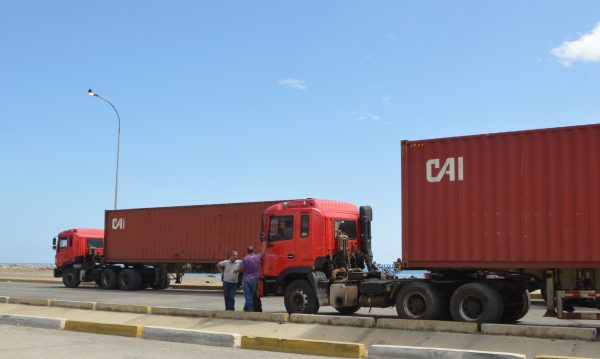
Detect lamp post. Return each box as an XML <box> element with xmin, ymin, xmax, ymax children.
<box><xmin>88</xmin><ymin>89</ymin><xmax>121</xmax><ymax>210</ymax></box>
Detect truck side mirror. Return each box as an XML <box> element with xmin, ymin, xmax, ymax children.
<box><xmin>52</xmin><ymin>237</ymin><xmax>57</xmax><ymax>250</ymax></box>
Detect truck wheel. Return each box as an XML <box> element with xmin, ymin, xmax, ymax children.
<box><xmin>450</xmin><ymin>282</ymin><xmax>503</xmax><ymax>323</ymax></box>
<box><xmin>151</xmin><ymin>272</ymin><xmax>170</xmax><ymax>290</ymax></box>
<box><xmin>396</xmin><ymin>282</ymin><xmax>447</xmax><ymax>320</ymax></box>
<box><xmin>334</xmin><ymin>306</ymin><xmax>361</xmax><ymax>315</ymax></box>
<box><xmin>100</xmin><ymin>268</ymin><xmax>119</xmax><ymax>290</ymax></box>
<box><xmin>284</xmin><ymin>280</ymin><xmax>319</xmax><ymax>314</ymax></box>
<box><xmin>501</xmin><ymin>289</ymin><xmax>531</xmax><ymax>323</ymax></box>
<box><xmin>119</xmin><ymin>269</ymin><xmax>143</xmax><ymax>290</ymax></box>
<box><xmin>62</xmin><ymin>268</ymin><xmax>80</xmax><ymax>288</ymax></box>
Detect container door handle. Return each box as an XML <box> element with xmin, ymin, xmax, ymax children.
<box><xmin>287</xmin><ymin>254</ymin><xmax>294</xmax><ymax>259</ymax></box>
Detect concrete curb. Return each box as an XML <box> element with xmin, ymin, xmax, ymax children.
<box><xmin>0</xmin><ymin>279</ymin><xmax>63</xmax><ymax>285</ymax></box>
<box><xmin>95</xmin><ymin>302</ymin><xmax>150</xmax><ymax>314</ymax></box>
<box><xmin>213</xmin><ymin>310</ymin><xmax>289</xmax><ymax>323</ymax></box>
<box><xmin>143</xmin><ymin>326</ymin><xmax>241</xmax><ymax>347</ymax></box>
<box><xmin>0</xmin><ymin>314</ymin><xmax>64</xmax><ymax>330</ymax></box>
<box><xmin>534</xmin><ymin>356</ymin><xmax>597</xmax><ymax>359</ymax></box>
<box><xmin>290</xmin><ymin>313</ymin><xmax>375</xmax><ymax>327</ymax></box>
<box><xmin>50</xmin><ymin>300</ymin><xmax>95</xmax><ymax>310</ymax></box>
<box><xmin>0</xmin><ymin>278</ymin><xmax>223</xmax><ymax>291</ymax></box>
<box><xmin>8</xmin><ymin>297</ymin><xmax>51</xmax><ymax>306</ymax></box>
<box><xmin>376</xmin><ymin>318</ymin><xmax>478</xmax><ymax>334</ymax></box>
<box><xmin>64</xmin><ymin>320</ymin><xmax>143</xmax><ymax>337</ymax></box>
<box><xmin>368</xmin><ymin>345</ymin><xmax>526</xmax><ymax>359</ymax></box>
<box><xmin>241</xmin><ymin>335</ymin><xmax>366</xmax><ymax>358</ymax></box>
<box><xmin>151</xmin><ymin>306</ymin><xmax>215</xmax><ymax>318</ymax></box>
<box><xmin>481</xmin><ymin>324</ymin><xmax>598</xmax><ymax>341</ymax></box>
<box><xmin>170</xmin><ymin>284</ymin><xmax>228</xmax><ymax>291</ymax></box>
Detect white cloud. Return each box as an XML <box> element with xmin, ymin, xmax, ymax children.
<box><xmin>277</xmin><ymin>78</ymin><xmax>306</xmax><ymax>90</ymax></box>
<box><xmin>551</xmin><ymin>22</ymin><xmax>600</xmax><ymax>67</ymax></box>
<box><xmin>352</xmin><ymin>111</ymin><xmax>380</xmax><ymax>122</ymax></box>
<box><xmin>382</xmin><ymin>95</ymin><xmax>392</xmax><ymax>105</ymax></box>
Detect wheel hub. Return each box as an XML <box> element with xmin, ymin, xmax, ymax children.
<box><xmin>291</xmin><ymin>290</ymin><xmax>308</xmax><ymax>312</ymax></box>
<box><xmin>403</xmin><ymin>293</ymin><xmax>427</xmax><ymax>318</ymax></box>
<box><xmin>460</xmin><ymin>296</ymin><xmax>483</xmax><ymax>321</ymax></box>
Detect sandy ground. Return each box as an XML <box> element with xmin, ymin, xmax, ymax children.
<box><xmin>0</xmin><ymin>268</ymin><xmax>222</xmax><ymax>286</ymax></box>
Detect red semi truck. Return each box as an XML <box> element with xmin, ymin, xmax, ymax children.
<box><xmin>53</xmin><ymin>123</ymin><xmax>600</xmax><ymax>323</ymax></box>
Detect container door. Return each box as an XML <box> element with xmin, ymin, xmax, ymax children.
<box><xmin>263</xmin><ymin>215</ymin><xmax>296</xmax><ymax>276</ymax></box>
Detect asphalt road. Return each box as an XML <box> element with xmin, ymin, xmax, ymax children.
<box><xmin>0</xmin><ymin>324</ymin><xmax>336</xmax><ymax>359</ymax></box>
<box><xmin>1</xmin><ymin>281</ymin><xmax>599</xmax><ymax>328</ymax></box>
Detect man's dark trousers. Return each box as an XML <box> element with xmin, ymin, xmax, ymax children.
<box><xmin>223</xmin><ymin>281</ymin><xmax>237</xmax><ymax>310</ymax></box>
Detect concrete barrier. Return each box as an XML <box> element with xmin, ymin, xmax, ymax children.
<box><xmin>95</xmin><ymin>302</ymin><xmax>150</xmax><ymax>314</ymax></box>
<box><xmin>171</xmin><ymin>285</ymin><xmax>224</xmax><ymax>291</ymax></box>
<box><xmin>50</xmin><ymin>300</ymin><xmax>95</xmax><ymax>310</ymax></box>
<box><xmin>64</xmin><ymin>320</ymin><xmax>143</xmax><ymax>337</ymax></box>
<box><xmin>8</xmin><ymin>297</ymin><xmax>51</xmax><ymax>306</ymax></box>
<box><xmin>0</xmin><ymin>314</ymin><xmax>64</xmax><ymax>330</ymax></box>
<box><xmin>213</xmin><ymin>310</ymin><xmax>289</xmax><ymax>323</ymax></box>
<box><xmin>368</xmin><ymin>345</ymin><xmax>526</xmax><ymax>359</ymax></box>
<box><xmin>0</xmin><ymin>296</ymin><xmax>8</xmax><ymax>303</ymax></box>
<box><xmin>0</xmin><ymin>277</ymin><xmax>222</xmax><ymax>291</ymax></box>
<box><xmin>151</xmin><ymin>306</ymin><xmax>215</xmax><ymax>318</ymax></box>
<box><xmin>530</xmin><ymin>290</ymin><xmax>542</xmax><ymax>300</ymax></box>
<box><xmin>0</xmin><ymin>279</ymin><xmax>61</xmax><ymax>285</ymax></box>
<box><xmin>290</xmin><ymin>313</ymin><xmax>375</xmax><ymax>327</ymax></box>
<box><xmin>143</xmin><ymin>326</ymin><xmax>241</xmax><ymax>347</ymax></box>
<box><xmin>241</xmin><ymin>336</ymin><xmax>366</xmax><ymax>358</ymax></box>
<box><xmin>376</xmin><ymin>318</ymin><xmax>478</xmax><ymax>334</ymax></box>
<box><xmin>481</xmin><ymin>324</ymin><xmax>597</xmax><ymax>341</ymax></box>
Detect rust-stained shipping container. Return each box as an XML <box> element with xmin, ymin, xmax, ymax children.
<box><xmin>402</xmin><ymin>123</ymin><xmax>600</xmax><ymax>269</ymax></box>
<box><xmin>104</xmin><ymin>201</ymin><xmax>282</xmax><ymax>264</ymax></box>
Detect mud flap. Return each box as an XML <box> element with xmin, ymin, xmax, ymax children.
<box><xmin>308</xmin><ymin>271</ymin><xmax>329</xmax><ymax>306</ymax></box>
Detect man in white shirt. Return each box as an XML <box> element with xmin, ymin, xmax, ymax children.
<box><xmin>217</xmin><ymin>250</ymin><xmax>241</xmax><ymax>311</ymax></box>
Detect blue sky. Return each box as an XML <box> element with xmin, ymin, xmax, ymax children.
<box><xmin>1</xmin><ymin>1</ymin><xmax>600</xmax><ymax>264</ymax></box>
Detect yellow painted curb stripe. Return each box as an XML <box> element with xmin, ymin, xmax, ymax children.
<box><xmin>241</xmin><ymin>336</ymin><xmax>366</xmax><ymax>358</ymax></box>
<box><xmin>64</xmin><ymin>320</ymin><xmax>143</xmax><ymax>337</ymax></box>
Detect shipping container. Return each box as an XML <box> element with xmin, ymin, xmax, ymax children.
<box><xmin>104</xmin><ymin>200</ymin><xmax>283</xmax><ymax>264</ymax></box>
<box><xmin>402</xmin><ymin>123</ymin><xmax>600</xmax><ymax>269</ymax></box>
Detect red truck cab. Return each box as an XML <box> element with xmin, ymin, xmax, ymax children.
<box><xmin>261</xmin><ymin>199</ymin><xmax>375</xmax><ymax>313</ymax></box>
<box><xmin>263</xmin><ymin>199</ymin><xmax>362</xmax><ymax>276</ymax></box>
<box><xmin>53</xmin><ymin>228</ymin><xmax>104</xmax><ymax>283</ymax></box>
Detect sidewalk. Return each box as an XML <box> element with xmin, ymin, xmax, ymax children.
<box><xmin>1</xmin><ymin>302</ymin><xmax>599</xmax><ymax>358</ymax></box>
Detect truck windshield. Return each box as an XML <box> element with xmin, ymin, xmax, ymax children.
<box><xmin>334</xmin><ymin>220</ymin><xmax>356</xmax><ymax>239</ymax></box>
<box><xmin>87</xmin><ymin>238</ymin><xmax>103</xmax><ymax>248</ymax></box>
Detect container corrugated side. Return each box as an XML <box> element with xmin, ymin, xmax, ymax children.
<box><xmin>104</xmin><ymin>201</ymin><xmax>282</xmax><ymax>264</ymax></box>
<box><xmin>402</xmin><ymin>123</ymin><xmax>600</xmax><ymax>269</ymax></box>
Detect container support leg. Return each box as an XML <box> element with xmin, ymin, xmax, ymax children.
<box><xmin>543</xmin><ymin>270</ymin><xmax>557</xmax><ymax>317</ymax></box>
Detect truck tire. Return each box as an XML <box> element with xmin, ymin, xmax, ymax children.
<box><xmin>119</xmin><ymin>269</ymin><xmax>143</xmax><ymax>290</ymax></box>
<box><xmin>334</xmin><ymin>306</ymin><xmax>361</xmax><ymax>315</ymax></box>
<box><xmin>62</xmin><ymin>268</ymin><xmax>80</xmax><ymax>288</ymax></box>
<box><xmin>396</xmin><ymin>282</ymin><xmax>447</xmax><ymax>320</ymax></box>
<box><xmin>100</xmin><ymin>268</ymin><xmax>120</xmax><ymax>290</ymax></box>
<box><xmin>151</xmin><ymin>272</ymin><xmax>170</xmax><ymax>290</ymax></box>
<box><xmin>284</xmin><ymin>280</ymin><xmax>319</xmax><ymax>314</ymax></box>
<box><xmin>450</xmin><ymin>282</ymin><xmax>504</xmax><ymax>324</ymax></box>
<box><xmin>501</xmin><ymin>289</ymin><xmax>531</xmax><ymax>323</ymax></box>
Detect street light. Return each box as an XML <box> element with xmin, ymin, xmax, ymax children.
<box><xmin>88</xmin><ymin>89</ymin><xmax>121</xmax><ymax>210</ymax></box>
